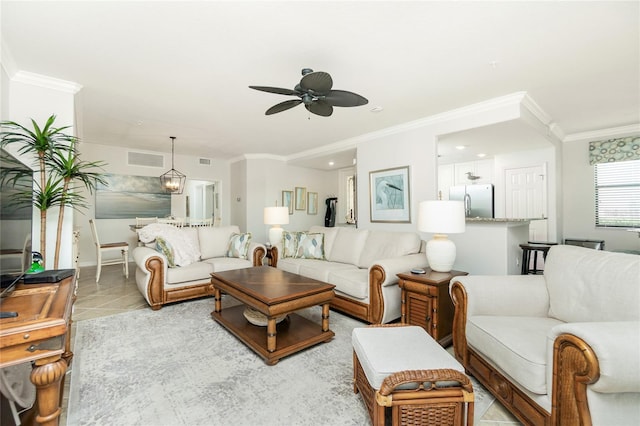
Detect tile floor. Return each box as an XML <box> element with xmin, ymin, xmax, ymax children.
<box><xmin>61</xmin><ymin>263</ymin><xmax>522</xmax><ymax>425</ymax></box>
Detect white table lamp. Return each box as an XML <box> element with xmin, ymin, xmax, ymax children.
<box><xmin>264</xmin><ymin>206</ymin><xmax>289</xmax><ymax>246</ymax></box>
<box><xmin>418</xmin><ymin>200</ymin><xmax>466</xmax><ymax>272</ymax></box>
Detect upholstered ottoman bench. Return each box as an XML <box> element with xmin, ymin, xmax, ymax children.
<box><xmin>352</xmin><ymin>325</ymin><xmax>474</xmax><ymax>426</ymax></box>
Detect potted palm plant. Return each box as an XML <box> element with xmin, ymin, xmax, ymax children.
<box><xmin>0</xmin><ymin>115</ymin><xmax>107</xmax><ymax>268</ymax></box>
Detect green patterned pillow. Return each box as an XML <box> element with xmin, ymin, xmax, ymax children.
<box><xmin>295</xmin><ymin>232</ymin><xmax>325</xmax><ymax>260</ymax></box>
<box><xmin>226</xmin><ymin>232</ymin><xmax>252</xmax><ymax>259</ymax></box>
<box><xmin>155</xmin><ymin>237</ymin><xmax>176</xmax><ymax>268</ymax></box>
<box><xmin>281</xmin><ymin>231</ymin><xmax>298</xmax><ymax>259</ymax></box>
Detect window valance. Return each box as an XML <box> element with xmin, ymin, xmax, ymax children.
<box><xmin>589</xmin><ymin>135</ymin><xmax>640</xmax><ymax>165</ymax></box>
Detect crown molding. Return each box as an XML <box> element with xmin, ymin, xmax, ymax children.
<box><xmin>355</xmin><ymin>91</ymin><xmax>528</xmax><ymax>142</ymax></box>
<box><xmin>12</xmin><ymin>70</ymin><xmax>82</xmax><ymax>94</ymax></box>
<box><xmin>228</xmin><ymin>153</ymin><xmax>287</xmax><ymax>164</ymax></box>
<box><xmin>286</xmin><ymin>92</ymin><xmax>530</xmax><ymax>162</ymax></box>
<box><xmin>520</xmin><ymin>93</ymin><xmax>565</xmax><ymax>143</ymax></box>
<box><xmin>563</xmin><ymin>124</ymin><xmax>640</xmax><ymax>143</ymax></box>
<box><xmin>285</xmin><ymin>138</ymin><xmax>358</xmax><ymax>162</ymax></box>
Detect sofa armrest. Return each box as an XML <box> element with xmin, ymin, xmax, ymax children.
<box><xmin>550</xmin><ymin>321</ymin><xmax>640</xmax><ymax>394</ymax></box>
<box><xmin>451</xmin><ymin>275</ymin><xmax>549</xmax><ymax>317</ymax></box>
<box><xmin>371</xmin><ymin>253</ymin><xmax>429</xmax><ymax>287</ymax></box>
<box><xmin>364</xmin><ymin>253</ymin><xmax>429</xmax><ymax>324</ymax></box>
<box><xmin>248</xmin><ymin>242</ymin><xmax>266</xmax><ymax>266</ymax></box>
<box><xmin>132</xmin><ymin>246</ymin><xmax>167</xmax><ymax>310</ymax></box>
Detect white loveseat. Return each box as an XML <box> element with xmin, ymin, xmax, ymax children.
<box><xmin>133</xmin><ymin>225</ymin><xmax>265</xmax><ymax>310</ymax></box>
<box><xmin>451</xmin><ymin>244</ymin><xmax>640</xmax><ymax>425</ymax></box>
<box><xmin>273</xmin><ymin>225</ymin><xmax>427</xmax><ymax>324</ymax></box>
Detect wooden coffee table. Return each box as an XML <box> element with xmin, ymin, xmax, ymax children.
<box><xmin>210</xmin><ymin>266</ymin><xmax>335</xmax><ymax>365</ymax></box>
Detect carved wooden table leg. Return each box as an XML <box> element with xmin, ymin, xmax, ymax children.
<box><xmin>267</xmin><ymin>318</ymin><xmax>277</xmax><ymax>353</ymax></box>
<box><xmin>30</xmin><ymin>357</ymin><xmax>68</xmax><ymax>426</ymax></box>
<box><xmin>58</xmin><ymin>347</ymin><xmax>74</xmax><ymax>407</ymax></box>
<box><xmin>322</xmin><ymin>303</ymin><xmax>330</xmax><ymax>332</ymax></box>
<box><xmin>59</xmin><ymin>301</ymin><xmax>75</xmax><ymax>406</ymax></box>
<box><xmin>213</xmin><ymin>287</ymin><xmax>222</xmax><ymax>313</ymax></box>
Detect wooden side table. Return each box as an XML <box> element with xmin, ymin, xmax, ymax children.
<box><xmin>397</xmin><ymin>269</ymin><xmax>468</xmax><ymax>347</ymax></box>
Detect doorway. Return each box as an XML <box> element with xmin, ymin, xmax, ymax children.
<box><xmin>505</xmin><ymin>164</ymin><xmax>547</xmax><ymax>241</ymax></box>
<box><xmin>187</xmin><ymin>180</ymin><xmax>220</xmax><ymax>225</ymax></box>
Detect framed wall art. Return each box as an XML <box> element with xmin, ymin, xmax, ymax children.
<box><xmin>295</xmin><ymin>187</ymin><xmax>306</xmax><ymax>211</ymax></box>
<box><xmin>307</xmin><ymin>192</ymin><xmax>318</xmax><ymax>215</ymax></box>
<box><xmin>282</xmin><ymin>190</ymin><xmax>293</xmax><ymax>215</ymax></box>
<box><xmin>369</xmin><ymin>166</ymin><xmax>411</xmax><ymax>223</ymax></box>
<box><xmin>96</xmin><ymin>174</ymin><xmax>171</xmax><ymax>219</ymax></box>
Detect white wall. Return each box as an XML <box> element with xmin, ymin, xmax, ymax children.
<box><xmin>357</xmin><ymin>126</ymin><xmax>438</xmax><ymax>232</ymax></box>
<box><xmin>76</xmin><ymin>142</ymin><xmax>231</xmax><ymax>266</ymax></box>
<box><xmin>233</xmin><ymin>157</ymin><xmax>339</xmax><ymax>243</ymax></box>
<box><xmin>230</xmin><ymin>159</ymin><xmax>247</xmax><ymax>232</ymax></box>
<box><xmin>356</xmin><ymin>94</ymin><xmax>526</xmax><ymax>238</ymax></box>
<box><xmin>1</xmin><ymin>63</ymin><xmax>9</xmax><ymax>119</ymax></box>
<box><xmin>562</xmin><ymin>138</ymin><xmax>640</xmax><ymax>251</ymax></box>
<box><xmin>5</xmin><ymin>76</ymin><xmax>78</xmax><ymax>269</ymax></box>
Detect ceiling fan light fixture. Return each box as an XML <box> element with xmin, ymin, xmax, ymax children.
<box><xmin>249</xmin><ymin>68</ymin><xmax>368</xmax><ymax>117</ymax></box>
<box><xmin>160</xmin><ymin>136</ymin><xmax>186</xmax><ymax>194</ymax></box>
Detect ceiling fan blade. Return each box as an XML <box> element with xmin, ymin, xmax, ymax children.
<box><xmin>300</xmin><ymin>71</ymin><xmax>333</xmax><ymax>93</ymax></box>
<box><xmin>323</xmin><ymin>90</ymin><xmax>369</xmax><ymax>107</ymax></box>
<box><xmin>265</xmin><ymin>99</ymin><xmax>302</xmax><ymax>115</ymax></box>
<box><xmin>305</xmin><ymin>100</ymin><xmax>333</xmax><ymax>117</ymax></box>
<box><xmin>249</xmin><ymin>86</ymin><xmax>299</xmax><ymax>96</ymax></box>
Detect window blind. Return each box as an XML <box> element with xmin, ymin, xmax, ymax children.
<box><xmin>594</xmin><ymin>159</ymin><xmax>640</xmax><ymax>228</ymax></box>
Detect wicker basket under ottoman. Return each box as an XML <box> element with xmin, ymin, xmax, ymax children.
<box><xmin>352</xmin><ymin>325</ymin><xmax>474</xmax><ymax>426</ymax></box>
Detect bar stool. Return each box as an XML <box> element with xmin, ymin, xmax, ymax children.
<box><xmin>519</xmin><ymin>242</ymin><xmax>557</xmax><ymax>275</ymax></box>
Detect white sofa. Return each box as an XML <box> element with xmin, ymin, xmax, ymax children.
<box><xmin>450</xmin><ymin>245</ymin><xmax>640</xmax><ymax>425</ymax></box>
<box><xmin>274</xmin><ymin>226</ymin><xmax>427</xmax><ymax>324</ymax></box>
<box><xmin>133</xmin><ymin>225</ymin><xmax>265</xmax><ymax>310</ymax></box>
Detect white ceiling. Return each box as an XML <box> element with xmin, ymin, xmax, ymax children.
<box><xmin>2</xmin><ymin>1</ymin><xmax>639</xmax><ymax>170</ymax></box>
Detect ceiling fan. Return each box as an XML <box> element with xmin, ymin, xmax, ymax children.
<box><xmin>249</xmin><ymin>68</ymin><xmax>368</xmax><ymax>117</ymax></box>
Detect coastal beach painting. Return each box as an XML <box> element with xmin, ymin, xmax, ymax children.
<box><xmin>95</xmin><ymin>174</ymin><xmax>171</xmax><ymax>219</ymax></box>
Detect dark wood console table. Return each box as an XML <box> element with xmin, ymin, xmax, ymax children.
<box><xmin>0</xmin><ymin>273</ymin><xmax>75</xmax><ymax>426</ymax></box>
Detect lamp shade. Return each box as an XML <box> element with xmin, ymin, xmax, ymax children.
<box><xmin>263</xmin><ymin>206</ymin><xmax>290</xmax><ymax>225</ymax></box>
<box><xmin>418</xmin><ymin>200</ymin><xmax>466</xmax><ymax>234</ymax></box>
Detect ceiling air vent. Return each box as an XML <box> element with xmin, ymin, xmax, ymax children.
<box><xmin>128</xmin><ymin>151</ymin><xmax>164</xmax><ymax>168</ymax></box>
<box><xmin>199</xmin><ymin>158</ymin><xmax>212</xmax><ymax>166</ymax></box>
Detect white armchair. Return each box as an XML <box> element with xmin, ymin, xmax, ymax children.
<box><xmin>450</xmin><ymin>245</ymin><xmax>640</xmax><ymax>425</ymax></box>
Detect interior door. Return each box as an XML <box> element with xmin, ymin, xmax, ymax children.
<box><xmin>505</xmin><ymin>165</ymin><xmax>547</xmax><ymax>241</ymax></box>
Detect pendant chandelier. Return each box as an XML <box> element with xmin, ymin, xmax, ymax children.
<box><xmin>160</xmin><ymin>136</ymin><xmax>186</xmax><ymax>194</ymax></box>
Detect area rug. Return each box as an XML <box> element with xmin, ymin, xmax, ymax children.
<box><xmin>67</xmin><ymin>298</ymin><xmax>494</xmax><ymax>425</ymax></box>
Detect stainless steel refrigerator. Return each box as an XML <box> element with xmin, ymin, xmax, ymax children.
<box><xmin>449</xmin><ymin>184</ymin><xmax>494</xmax><ymax>218</ymax></box>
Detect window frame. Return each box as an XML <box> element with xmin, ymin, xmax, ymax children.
<box><xmin>594</xmin><ymin>159</ymin><xmax>640</xmax><ymax>229</ymax></box>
